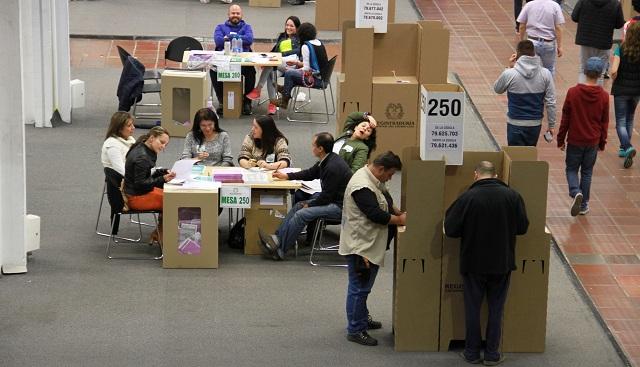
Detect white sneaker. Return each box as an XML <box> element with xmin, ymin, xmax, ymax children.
<box><xmin>200</xmin><ymin>0</ymin><xmax>211</xmax><ymax>3</ymax></box>
<box><xmin>570</xmin><ymin>193</ymin><xmax>583</xmax><ymax>217</ymax></box>
<box><xmin>220</xmin><ymin>0</ymin><xmax>232</xmax><ymax>3</ymax></box>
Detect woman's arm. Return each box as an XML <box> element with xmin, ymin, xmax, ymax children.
<box><xmin>221</xmin><ymin>132</ymin><xmax>234</xmax><ymax>166</ymax></box>
<box><xmin>105</xmin><ymin>146</ymin><xmax>126</xmax><ymax>176</ymax></box>
<box><xmin>181</xmin><ymin>133</ymin><xmax>195</xmax><ymax>160</ymax></box>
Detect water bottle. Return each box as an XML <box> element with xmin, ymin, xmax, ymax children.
<box><xmin>233</xmin><ymin>35</ymin><xmax>241</xmax><ymax>54</ymax></box>
<box><xmin>206</xmin><ymin>96</ymin><xmax>214</xmax><ymax>110</ymax></box>
<box><xmin>224</xmin><ymin>36</ymin><xmax>231</xmax><ymax>55</ymax></box>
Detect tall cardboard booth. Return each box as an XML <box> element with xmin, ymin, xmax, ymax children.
<box><xmin>394</xmin><ymin>147</ymin><xmax>550</xmax><ymax>352</ymax></box>
<box><xmin>161</xmin><ymin>70</ymin><xmax>208</xmax><ymax>138</ymax></box>
<box><xmin>336</xmin><ymin>21</ymin><xmax>450</xmax><ymax>155</ymax></box>
<box><xmin>315</xmin><ymin>0</ymin><xmax>396</xmax><ymax>31</ymax></box>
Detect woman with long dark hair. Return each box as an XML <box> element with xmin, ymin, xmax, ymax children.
<box><xmin>337</xmin><ymin>112</ymin><xmax>378</xmax><ymax>172</ymax></box>
<box><xmin>238</xmin><ymin>115</ymin><xmax>291</xmax><ymax>170</ymax></box>
<box><xmin>181</xmin><ymin>108</ymin><xmax>233</xmax><ymax>166</ymax></box>
<box><xmin>611</xmin><ymin>21</ymin><xmax>640</xmax><ymax>168</ymax></box>
<box><xmin>278</xmin><ymin>22</ymin><xmax>329</xmax><ymax>109</ymax></box>
<box><xmin>246</xmin><ymin>16</ymin><xmax>301</xmax><ymax>115</ymax></box>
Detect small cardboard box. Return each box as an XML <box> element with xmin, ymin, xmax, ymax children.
<box><xmin>161</xmin><ymin>70</ymin><xmax>208</xmax><ymax>138</ymax></box>
<box><xmin>249</xmin><ymin>0</ymin><xmax>280</xmax><ymax>7</ymax></box>
<box><xmin>243</xmin><ymin>189</ymin><xmax>288</xmax><ymax>255</ymax></box>
<box><xmin>223</xmin><ymin>81</ymin><xmax>243</xmax><ymax>119</ymax></box>
<box><xmin>315</xmin><ymin>0</ymin><xmax>340</xmax><ymax>31</ymax></box>
<box><xmin>371</xmin><ymin>76</ymin><xmax>419</xmax><ymax>156</ymax></box>
<box><xmin>163</xmin><ymin>187</ymin><xmax>219</xmax><ymax>269</ymax></box>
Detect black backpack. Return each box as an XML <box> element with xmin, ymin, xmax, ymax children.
<box><xmin>228</xmin><ymin>217</ymin><xmax>246</xmax><ymax>249</ymax></box>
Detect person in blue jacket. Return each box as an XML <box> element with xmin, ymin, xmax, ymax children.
<box><xmin>211</xmin><ymin>4</ymin><xmax>256</xmax><ymax>116</ymax></box>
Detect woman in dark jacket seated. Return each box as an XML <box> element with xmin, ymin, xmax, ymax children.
<box><xmin>124</xmin><ymin>126</ymin><xmax>175</xmax><ymax>243</ymax></box>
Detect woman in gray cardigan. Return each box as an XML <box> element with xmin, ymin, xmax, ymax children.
<box><xmin>181</xmin><ymin>108</ymin><xmax>233</xmax><ymax>166</ymax></box>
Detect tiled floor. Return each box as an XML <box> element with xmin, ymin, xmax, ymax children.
<box><xmin>71</xmin><ymin>1</ymin><xmax>639</xmax><ymax>362</ymax></box>
<box><xmin>412</xmin><ymin>0</ymin><xmax>640</xmax><ymax>365</ymax></box>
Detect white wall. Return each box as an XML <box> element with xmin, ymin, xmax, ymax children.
<box><xmin>0</xmin><ymin>0</ymin><xmax>27</xmax><ymax>273</ymax></box>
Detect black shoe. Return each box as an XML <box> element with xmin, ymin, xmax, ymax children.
<box><xmin>367</xmin><ymin>315</ymin><xmax>382</xmax><ymax>330</ymax></box>
<box><xmin>242</xmin><ymin>101</ymin><xmax>252</xmax><ymax>115</ymax></box>
<box><xmin>460</xmin><ymin>351</ymin><xmax>482</xmax><ymax>364</ymax></box>
<box><xmin>216</xmin><ymin>107</ymin><xmax>223</xmax><ymax>118</ymax></box>
<box><xmin>258</xmin><ymin>228</ymin><xmax>277</xmax><ymax>254</ymax></box>
<box><xmin>346</xmin><ymin>331</ymin><xmax>378</xmax><ymax>346</ymax></box>
<box><xmin>483</xmin><ymin>356</ymin><xmax>505</xmax><ymax>366</ymax></box>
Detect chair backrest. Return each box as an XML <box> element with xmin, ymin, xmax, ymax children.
<box><xmin>318</xmin><ymin>55</ymin><xmax>337</xmax><ymax>89</ymax></box>
<box><xmin>104</xmin><ymin>167</ymin><xmax>125</xmax><ymax>214</ymax></box>
<box><xmin>165</xmin><ymin>36</ymin><xmax>204</xmax><ymax>63</ymax></box>
<box><xmin>116</xmin><ymin>45</ymin><xmax>131</xmax><ymax>67</ymax></box>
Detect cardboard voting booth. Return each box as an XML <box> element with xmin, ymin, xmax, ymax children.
<box><xmin>337</xmin><ymin>21</ymin><xmax>450</xmax><ymax>156</ymax></box>
<box><xmin>394</xmin><ymin>147</ymin><xmax>550</xmax><ymax>352</ymax></box>
<box><xmin>243</xmin><ymin>189</ymin><xmax>288</xmax><ymax>255</ymax></box>
<box><xmin>249</xmin><ymin>0</ymin><xmax>280</xmax><ymax>7</ymax></box>
<box><xmin>316</xmin><ymin>0</ymin><xmax>396</xmax><ymax>31</ymax></box>
<box><xmin>161</xmin><ymin>70</ymin><xmax>208</xmax><ymax>138</ymax></box>
<box><xmin>163</xmin><ymin>187</ymin><xmax>219</xmax><ymax>269</ymax></box>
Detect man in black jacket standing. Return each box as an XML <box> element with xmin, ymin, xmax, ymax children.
<box><xmin>259</xmin><ymin>132</ymin><xmax>352</xmax><ymax>260</ymax></box>
<box><xmin>572</xmin><ymin>0</ymin><xmax>624</xmax><ymax>82</ymax></box>
<box><xmin>444</xmin><ymin>161</ymin><xmax>529</xmax><ymax>366</ymax></box>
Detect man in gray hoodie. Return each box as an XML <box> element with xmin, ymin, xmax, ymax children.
<box><xmin>494</xmin><ymin>40</ymin><xmax>557</xmax><ymax>146</ymax></box>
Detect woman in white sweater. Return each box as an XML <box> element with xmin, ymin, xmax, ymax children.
<box><xmin>101</xmin><ymin>111</ymin><xmax>136</xmax><ymax>176</ymax></box>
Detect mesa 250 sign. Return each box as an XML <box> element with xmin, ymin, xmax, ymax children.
<box><xmin>419</xmin><ymin>85</ymin><xmax>465</xmax><ymax>165</ymax></box>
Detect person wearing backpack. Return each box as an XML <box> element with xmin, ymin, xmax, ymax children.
<box><xmin>277</xmin><ymin>22</ymin><xmax>329</xmax><ymax>109</ymax></box>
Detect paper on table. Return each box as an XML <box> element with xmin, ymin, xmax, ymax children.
<box><xmin>300</xmin><ymin>179</ymin><xmax>321</xmax><ymax>195</ymax></box>
<box><xmin>181</xmin><ymin>180</ymin><xmax>221</xmax><ymax>190</ymax></box>
<box><xmin>260</xmin><ymin>194</ymin><xmax>284</xmax><ymax>206</ymax></box>
<box><xmin>278</xmin><ymin>167</ymin><xmax>301</xmax><ymax>174</ymax></box>
<box><xmin>171</xmin><ymin>159</ymin><xmax>199</xmax><ymax>181</ymax></box>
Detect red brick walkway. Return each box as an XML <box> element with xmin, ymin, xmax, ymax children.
<box><xmin>413</xmin><ymin>0</ymin><xmax>640</xmax><ymax>365</ymax></box>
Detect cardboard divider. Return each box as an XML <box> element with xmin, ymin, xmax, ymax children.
<box><xmin>248</xmin><ymin>0</ymin><xmax>280</xmax><ymax>7</ymax></box>
<box><xmin>395</xmin><ymin>147</ymin><xmax>550</xmax><ymax>352</ymax></box>
<box><xmin>316</xmin><ymin>0</ymin><xmax>396</xmax><ymax>31</ymax></box>
<box><xmin>243</xmin><ymin>189</ymin><xmax>288</xmax><ymax>255</ymax></box>
<box><xmin>372</xmin><ymin>76</ymin><xmax>419</xmax><ymax>155</ymax></box>
<box><xmin>163</xmin><ymin>188</ymin><xmax>219</xmax><ymax>269</ymax></box>
<box><xmin>223</xmin><ymin>81</ymin><xmax>243</xmax><ymax>119</ymax></box>
<box><xmin>161</xmin><ymin>70</ymin><xmax>208</xmax><ymax>138</ymax></box>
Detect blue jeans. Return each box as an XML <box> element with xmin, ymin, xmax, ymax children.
<box><xmin>282</xmin><ymin>69</ymin><xmax>321</xmax><ymax>97</ymax></box>
<box><xmin>507</xmin><ymin>124</ymin><xmax>541</xmax><ymax>146</ymax></box>
<box><xmin>531</xmin><ymin>39</ymin><xmax>557</xmax><ymax>76</ymax></box>
<box><xmin>345</xmin><ymin>254</ymin><xmax>380</xmax><ymax>334</ymax></box>
<box><xmin>463</xmin><ymin>273</ymin><xmax>511</xmax><ymax>362</ymax></box>
<box><xmin>565</xmin><ymin>144</ymin><xmax>598</xmax><ymax>207</ymax></box>
<box><xmin>275</xmin><ymin>200</ymin><xmax>342</xmax><ymax>253</ymax></box>
<box><xmin>614</xmin><ymin>95</ymin><xmax>639</xmax><ymax>150</ymax></box>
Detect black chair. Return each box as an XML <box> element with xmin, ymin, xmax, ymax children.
<box><xmin>165</xmin><ymin>36</ymin><xmax>203</xmax><ymax>66</ymax></box>
<box><xmin>287</xmin><ymin>55</ymin><xmax>337</xmax><ymax>124</ymax></box>
<box><xmin>117</xmin><ymin>55</ymin><xmax>161</xmax><ymax>120</ymax></box>
<box><xmin>309</xmin><ymin>218</ymin><xmax>346</xmax><ymax>267</ymax></box>
<box><xmin>116</xmin><ymin>45</ymin><xmax>162</xmax><ymax>81</ymax></box>
<box><xmin>103</xmin><ymin>168</ymin><xmax>162</xmax><ymax>260</ymax></box>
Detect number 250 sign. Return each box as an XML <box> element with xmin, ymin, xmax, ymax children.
<box><xmin>420</xmin><ymin>86</ymin><xmax>465</xmax><ymax>165</ymax></box>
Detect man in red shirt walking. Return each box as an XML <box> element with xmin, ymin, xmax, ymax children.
<box><xmin>557</xmin><ymin>57</ymin><xmax>609</xmax><ymax>216</ymax></box>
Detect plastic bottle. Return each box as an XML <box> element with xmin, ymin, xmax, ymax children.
<box><xmin>223</xmin><ymin>36</ymin><xmax>231</xmax><ymax>55</ymax></box>
<box><xmin>206</xmin><ymin>96</ymin><xmax>214</xmax><ymax>110</ymax></box>
<box><xmin>232</xmin><ymin>35</ymin><xmax>241</xmax><ymax>54</ymax></box>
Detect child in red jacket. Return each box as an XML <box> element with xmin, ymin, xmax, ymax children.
<box><xmin>557</xmin><ymin>57</ymin><xmax>609</xmax><ymax>216</ymax></box>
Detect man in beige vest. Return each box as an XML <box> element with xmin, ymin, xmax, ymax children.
<box><xmin>338</xmin><ymin>151</ymin><xmax>406</xmax><ymax>346</ymax></box>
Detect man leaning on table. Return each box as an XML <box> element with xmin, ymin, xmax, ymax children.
<box><xmin>259</xmin><ymin>132</ymin><xmax>352</xmax><ymax>260</ymax></box>
<box><xmin>212</xmin><ymin>4</ymin><xmax>256</xmax><ymax>116</ymax></box>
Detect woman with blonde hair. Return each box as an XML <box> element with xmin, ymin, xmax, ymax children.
<box><xmin>611</xmin><ymin>21</ymin><xmax>640</xmax><ymax>168</ymax></box>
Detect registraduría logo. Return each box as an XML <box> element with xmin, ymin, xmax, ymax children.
<box><xmin>385</xmin><ymin>103</ymin><xmax>404</xmax><ymax>120</ymax></box>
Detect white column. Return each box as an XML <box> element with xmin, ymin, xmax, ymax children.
<box><xmin>21</xmin><ymin>0</ymin><xmax>71</xmax><ymax>127</ymax></box>
<box><xmin>0</xmin><ymin>0</ymin><xmax>27</xmax><ymax>273</ymax></box>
